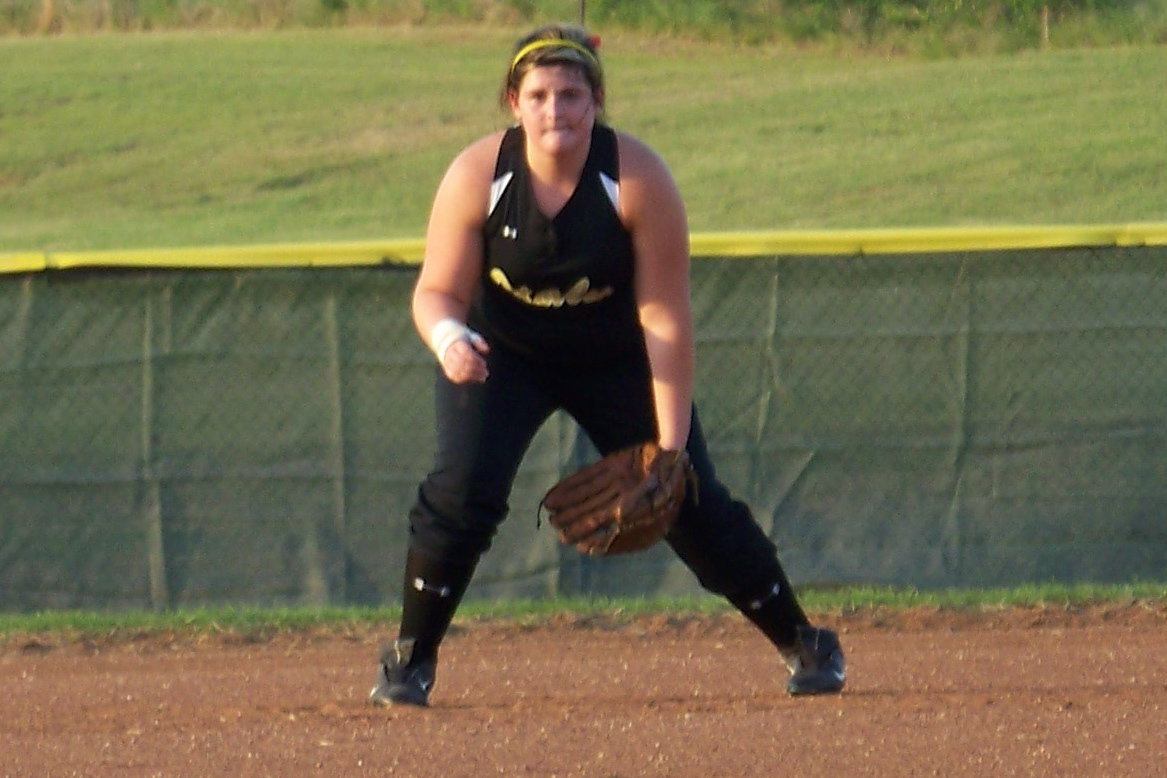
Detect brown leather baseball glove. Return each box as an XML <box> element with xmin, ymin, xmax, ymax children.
<box><xmin>539</xmin><ymin>442</ymin><xmax>694</xmax><ymax>556</ymax></box>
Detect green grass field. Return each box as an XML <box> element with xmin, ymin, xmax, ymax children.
<box><xmin>3</xmin><ymin>26</ymin><xmax>1166</xmax><ymax>631</ymax></box>
<box><xmin>2</xmin><ymin>28</ymin><xmax>1165</xmax><ymax>252</ymax></box>
<box><xmin>3</xmin><ymin>582</ymin><xmax>1166</xmax><ymax>640</ymax></box>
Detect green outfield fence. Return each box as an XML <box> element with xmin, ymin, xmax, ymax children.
<box><xmin>2</xmin><ymin>223</ymin><xmax>1167</xmax><ymax>612</ymax></box>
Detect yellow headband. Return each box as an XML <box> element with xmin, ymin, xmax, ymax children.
<box><xmin>509</xmin><ymin>39</ymin><xmax>598</xmax><ymax>74</ymax></box>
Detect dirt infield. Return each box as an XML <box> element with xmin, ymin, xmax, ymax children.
<box><xmin>4</xmin><ymin>604</ymin><xmax>1166</xmax><ymax>777</ymax></box>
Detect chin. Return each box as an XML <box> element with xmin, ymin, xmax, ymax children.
<box><xmin>540</xmin><ymin>130</ymin><xmax>584</xmax><ymax>153</ymax></box>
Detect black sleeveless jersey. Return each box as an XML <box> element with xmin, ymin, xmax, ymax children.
<box><xmin>470</xmin><ymin>124</ymin><xmax>642</xmax><ymax>365</ymax></box>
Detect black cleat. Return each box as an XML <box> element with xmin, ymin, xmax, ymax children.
<box><xmin>784</xmin><ymin>625</ymin><xmax>846</xmax><ymax>696</ymax></box>
<box><xmin>369</xmin><ymin>639</ymin><xmax>436</xmax><ymax>707</ymax></box>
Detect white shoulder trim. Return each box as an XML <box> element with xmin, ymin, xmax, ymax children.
<box><xmin>599</xmin><ymin>171</ymin><xmax>620</xmax><ymax>212</ymax></box>
<box><xmin>488</xmin><ymin>171</ymin><xmax>514</xmax><ymax>217</ymax></box>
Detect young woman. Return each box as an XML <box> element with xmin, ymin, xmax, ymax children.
<box><xmin>370</xmin><ymin>24</ymin><xmax>845</xmax><ymax>707</ymax></box>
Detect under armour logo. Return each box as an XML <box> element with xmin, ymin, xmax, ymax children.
<box><xmin>502</xmin><ymin>225</ymin><xmax>518</xmax><ymax>239</ymax></box>
<box><xmin>413</xmin><ymin>577</ymin><xmax>452</xmax><ymax>598</ymax></box>
<box><xmin>748</xmin><ymin>582</ymin><xmax>782</xmax><ymax>610</ymax></box>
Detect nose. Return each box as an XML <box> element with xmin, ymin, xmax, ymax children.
<box><xmin>546</xmin><ymin>93</ymin><xmax>567</xmax><ymax>117</ymax></box>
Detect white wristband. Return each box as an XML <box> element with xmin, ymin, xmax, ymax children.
<box><xmin>429</xmin><ymin>317</ymin><xmax>484</xmax><ymax>364</ymax></box>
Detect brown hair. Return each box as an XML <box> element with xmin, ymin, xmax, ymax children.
<box><xmin>499</xmin><ymin>23</ymin><xmax>605</xmax><ymax>117</ymax></box>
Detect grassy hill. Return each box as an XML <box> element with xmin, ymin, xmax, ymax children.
<box><xmin>1</xmin><ymin>27</ymin><xmax>1165</xmax><ymax>252</ymax></box>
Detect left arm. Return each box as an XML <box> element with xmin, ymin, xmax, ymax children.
<box><xmin>617</xmin><ymin>133</ymin><xmax>695</xmax><ymax>451</ymax></box>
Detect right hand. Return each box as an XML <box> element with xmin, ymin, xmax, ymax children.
<box><xmin>439</xmin><ymin>333</ymin><xmax>490</xmax><ymax>384</ymax></box>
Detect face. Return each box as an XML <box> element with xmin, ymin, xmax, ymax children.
<box><xmin>508</xmin><ymin>64</ymin><xmax>600</xmax><ymax>158</ymax></box>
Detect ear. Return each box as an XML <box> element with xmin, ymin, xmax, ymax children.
<box><xmin>593</xmin><ymin>87</ymin><xmax>605</xmax><ymax>110</ymax></box>
<box><xmin>507</xmin><ymin>89</ymin><xmax>521</xmax><ymax>119</ymax></box>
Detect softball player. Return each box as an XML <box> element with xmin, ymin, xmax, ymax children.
<box><xmin>370</xmin><ymin>23</ymin><xmax>845</xmax><ymax>707</ymax></box>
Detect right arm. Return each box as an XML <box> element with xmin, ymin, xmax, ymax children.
<box><xmin>412</xmin><ymin>132</ymin><xmax>504</xmax><ymax>384</ymax></box>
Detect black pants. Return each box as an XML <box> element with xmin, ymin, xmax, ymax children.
<box><xmin>407</xmin><ymin>343</ymin><xmax>790</xmax><ymax>603</ymax></box>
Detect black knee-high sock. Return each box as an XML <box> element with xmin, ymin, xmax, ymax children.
<box><xmin>728</xmin><ymin>572</ymin><xmax>810</xmax><ymax>651</ymax></box>
<box><xmin>397</xmin><ymin>549</ymin><xmax>476</xmax><ymax>664</ymax></box>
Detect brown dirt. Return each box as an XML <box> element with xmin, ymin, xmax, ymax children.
<box><xmin>4</xmin><ymin>604</ymin><xmax>1166</xmax><ymax>777</ymax></box>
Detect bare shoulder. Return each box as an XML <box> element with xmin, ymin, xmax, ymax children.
<box><xmin>454</xmin><ymin>130</ymin><xmax>508</xmax><ymax>171</ymax></box>
<box><xmin>432</xmin><ymin>130</ymin><xmax>508</xmax><ymax>221</ymax></box>
<box><xmin>611</xmin><ymin>132</ymin><xmax>676</xmax><ymax>185</ymax></box>
<box><xmin>442</xmin><ymin>130</ymin><xmax>507</xmax><ymax>187</ymax></box>
<box><xmin>613</xmin><ymin>130</ymin><xmax>684</xmax><ymax>222</ymax></box>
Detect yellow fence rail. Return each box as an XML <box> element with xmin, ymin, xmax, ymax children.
<box><xmin>4</xmin><ymin>223</ymin><xmax>1167</xmax><ymax>274</ymax></box>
